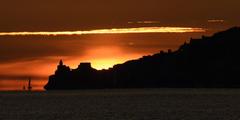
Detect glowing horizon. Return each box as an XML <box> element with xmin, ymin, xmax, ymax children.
<box><xmin>0</xmin><ymin>27</ymin><xmax>206</xmax><ymax>36</ymax></box>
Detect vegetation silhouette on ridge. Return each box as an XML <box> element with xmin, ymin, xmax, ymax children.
<box><xmin>44</xmin><ymin>27</ymin><xmax>240</xmax><ymax>90</ymax></box>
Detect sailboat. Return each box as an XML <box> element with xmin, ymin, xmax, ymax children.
<box><xmin>28</xmin><ymin>77</ymin><xmax>32</xmax><ymax>91</ymax></box>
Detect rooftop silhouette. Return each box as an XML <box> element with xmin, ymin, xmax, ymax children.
<box><xmin>44</xmin><ymin>27</ymin><xmax>240</xmax><ymax>90</ymax></box>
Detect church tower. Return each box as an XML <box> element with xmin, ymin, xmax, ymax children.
<box><xmin>59</xmin><ymin>59</ymin><xmax>63</xmax><ymax>66</ymax></box>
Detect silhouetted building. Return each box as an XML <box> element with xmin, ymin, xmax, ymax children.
<box><xmin>77</xmin><ymin>63</ymin><xmax>92</xmax><ymax>70</ymax></box>
<box><xmin>59</xmin><ymin>59</ymin><xmax>63</xmax><ymax>66</ymax></box>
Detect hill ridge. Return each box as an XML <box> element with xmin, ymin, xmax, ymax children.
<box><xmin>44</xmin><ymin>27</ymin><xmax>240</xmax><ymax>90</ymax></box>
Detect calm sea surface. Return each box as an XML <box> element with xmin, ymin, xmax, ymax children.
<box><xmin>1</xmin><ymin>89</ymin><xmax>240</xmax><ymax>120</ymax></box>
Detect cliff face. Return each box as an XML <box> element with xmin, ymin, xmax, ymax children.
<box><xmin>44</xmin><ymin>27</ymin><xmax>240</xmax><ymax>90</ymax></box>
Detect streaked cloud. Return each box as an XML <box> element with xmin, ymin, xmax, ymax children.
<box><xmin>128</xmin><ymin>21</ymin><xmax>160</xmax><ymax>24</ymax></box>
<box><xmin>208</xmin><ymin>19</ymin><xmax>225</xmax><ymax>23</ymax></box>
<box><xmin>0</xmin><ymin>27</ymin><xmax>206</xmax><ymax>36</ymax></box>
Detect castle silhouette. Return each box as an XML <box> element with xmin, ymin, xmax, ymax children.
<box><xmin>44</xmin><ymin>27</ymin><xmax>240</xmax><ymax>90</ymax></box>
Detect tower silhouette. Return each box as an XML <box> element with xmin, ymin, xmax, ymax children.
<box><xmin>59</xmin><ymin>60</ymin><xmax>63</xmax><ymax>66</ymax></box>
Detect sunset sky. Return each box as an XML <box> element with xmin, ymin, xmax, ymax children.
<box><xmin>0</xmin><ymin>0</ymin><xmax>239</xmax><ymax>90</ymax></box>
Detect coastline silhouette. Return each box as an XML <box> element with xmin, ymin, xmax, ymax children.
<box><xmin>44</xmin><ymin>27</ymin><xmax>240</xmax><ymax>90</ymax></box>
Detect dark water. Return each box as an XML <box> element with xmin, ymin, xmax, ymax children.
<box><xmin>1</xmin><ymin>89</ymin><xmax>240</xmax><ymax>120</ymax></box>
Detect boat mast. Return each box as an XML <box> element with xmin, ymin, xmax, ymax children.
<box><xmin>28</xmin><ymin>77</ymin><xmax>32</xmax><ymax>91</ymax></box>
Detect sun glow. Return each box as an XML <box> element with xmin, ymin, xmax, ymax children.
<box><xmin>0</xmin><ymin>27</ymin><xmax>206</xmax><ymax>36</ymax></box>
<box><xmin>90</xmin><ymin>59</ymin><xmax>126</xmax><ymax>70</ymax></box>
<box><xmin>63</xmin><ymin>46</ymin><xmax>143</xmax><ymax>70</ymax></box>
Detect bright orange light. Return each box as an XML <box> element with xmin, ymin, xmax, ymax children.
<box><xmin>0</xmin><ymin>27</ymin><xmax>206</xmax><ymax>36</ymax></box>
<box><xmin>91</xmin><ymin>58</ymin><xmax>126</xmax><ymax>70</ymax></box>
<box><xmin>62</xmin><ymin>46</ymin><xmax>142</xmax><ymax>70</ymax></box>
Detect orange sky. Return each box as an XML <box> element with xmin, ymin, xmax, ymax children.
<box><xmin>0</xmin><ymin>30</ymin><xmax>218</xmax><ymax>91</ymax></box>
<box><xmin>0</xmin><ymin>0</ymin><xmax>239</xmax><ymax>91</ymax></box>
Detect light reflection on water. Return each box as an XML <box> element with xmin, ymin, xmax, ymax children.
<box><xmin>0</xmin><ymin>79</ymin><xmax>46</xmax><ymax>91</ymax></box>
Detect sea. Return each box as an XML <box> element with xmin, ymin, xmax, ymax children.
<box><xmin>1</xmin><ymin>89</ymin><xmax>240</xmax><ymax>120</ymax></box>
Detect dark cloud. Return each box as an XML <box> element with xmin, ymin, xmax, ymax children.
<box><xmin>0</xmin><ymin>0</ymin><xmax>239</xmax><ymax>31</ymax></box>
